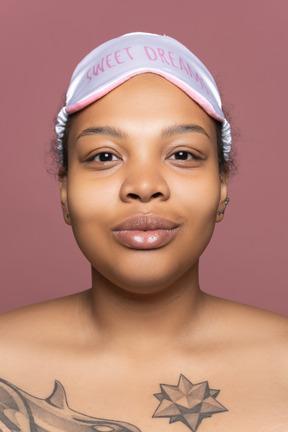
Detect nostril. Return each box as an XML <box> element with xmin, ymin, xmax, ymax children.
<box><xmin>151</xmin><ymin>192</ymin><xmax>163</xmax><ymax>199</ymax></box>
<box><xmin>127</xmin><ymin>193</ymin><xmax>140</xmax><ymax>200</ymax></box>
<box><xmin>127</xmin><ymin>192</ymin><xmax>163</xmax><ymax>200</ymax></box>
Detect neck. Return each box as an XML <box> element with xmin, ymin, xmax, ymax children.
<box><xmin>80</xmin><ymin>262</ymin><xmax>208</xmax><ymax>352</ymax></box>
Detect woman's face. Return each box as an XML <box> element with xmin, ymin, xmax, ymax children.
<box><xmin>60</xmin><ymin>74</ymin><xmax>228</xmax><ymax>294</ymax></box>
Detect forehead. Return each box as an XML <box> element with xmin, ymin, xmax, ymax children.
<box><xmin>69</xmin><ymin>73</ymin><xmax>217</xmax><ymax>141</ymax></box>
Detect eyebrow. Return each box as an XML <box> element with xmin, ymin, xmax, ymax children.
<box><xmin>76</xmin><ymin>124</ymin><xmax>211</xmax><ymax>142</ymax></box>
<box><xmin>76</xmin><ymin>126</ymin><xmax>125</xmax><ymax>141</ymax></box>
<box><xmin>161</xmin><ymin>124</ymin><xmax>211</xmax><ymax>140</ymax></box>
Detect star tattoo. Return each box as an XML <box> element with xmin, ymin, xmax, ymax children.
<box><xmin>153</xmin><ymin>374</ymin><xmax>228</xmax><ymax>432</ymax></box>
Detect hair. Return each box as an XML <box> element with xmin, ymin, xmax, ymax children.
<box><xmin>51</xmin><ymin>111</ymin><xmax>236</xmax><ymax>180</ymax></box>
<box><xmin>215</xmin><ymin>117</ymin><xmax>237</xmax><ymax>179</ymax></box>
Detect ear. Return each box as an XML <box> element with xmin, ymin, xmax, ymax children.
<box><xmin>216</xmin><ymin>178</ymin><xmax>229</xmax><ymax>223</ymax></box>
<box><xmin>58</xmin><ymin>168</ymin><xmax>71</xmax><ymax>226</ymax></box>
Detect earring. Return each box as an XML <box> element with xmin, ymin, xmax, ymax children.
<box><xmin>217</xmin><ymin>197</ymin><xmax>230</xmax><ymax>215</ymax></box>
<box><xmin>66</xmin><ymin>213</ymin><xmax>70</xmax><ymax>219</ymax></box>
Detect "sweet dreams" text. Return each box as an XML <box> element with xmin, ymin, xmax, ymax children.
<box><xmin>86</xmin><ymin>45</ymin><xmax>209</xmax><ymax>95</ymax></box>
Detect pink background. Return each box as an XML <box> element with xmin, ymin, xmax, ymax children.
<box><xmin>0</xmin><ymin>0</ymin><xmax>287</xmax><ymax>315</ymax></box>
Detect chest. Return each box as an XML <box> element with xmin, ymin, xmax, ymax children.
<box><xmin>1</xmin><ymin>346</ymin><xmax>288</xmax><ymax>432</ymax></box>
<box><xmin>1</xmin><ymin>368</ymin><xmax>287</xmax><ymax>432</ymax></box>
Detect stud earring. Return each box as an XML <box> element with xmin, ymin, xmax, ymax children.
<box><xmin>217</xmin><ymin>197</ymin><xmax>230</xmax><ymax>215</ymax></box>
<box><xmin>66</xmin><ymin>213</ymin><xmax>70</xmax><ymax>219</ymax></box>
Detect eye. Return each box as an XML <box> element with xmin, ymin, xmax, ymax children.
<box><xmin>89</xmin><ymin>152</ymin><xmax>120</xmax><ymax>162</ymax></box>
<box><xmin>169</xmin><ymin>151</ymin><xmax>199</xmax><ymax>160</ymax></box>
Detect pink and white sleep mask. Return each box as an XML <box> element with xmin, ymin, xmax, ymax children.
<box><xmin>56</xmin><ymin>32</ymin><xmax>231</xmax><ymax>160</ymax></box>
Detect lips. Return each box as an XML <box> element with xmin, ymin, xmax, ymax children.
<box><xmin>112</xmin><ymin>215</ymin><xmax>181</xmax><ymax>249</ymax></box>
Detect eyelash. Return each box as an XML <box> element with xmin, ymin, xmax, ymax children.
<box><xmin>86</xmin><ymin>149</ymin><xmax>201</xmax><ymax>164</ymax></box>
<box><xmin>87</xmin><ymin>152</ymin><xmax>120</xmax><ymax>162</ymax></box>
<box><xmin>168</xmin><ymin>150</ymin><xmax>201</xmax><ymax>161</ymax></box>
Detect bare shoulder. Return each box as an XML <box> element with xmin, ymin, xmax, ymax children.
<box><xmin>209</xmin><ymin>294</ymin><xmax>288</xmax><ymax>340</ymax></box>
<box><xmin>1</xmin><ymin>295</ymin><xmax>71</xmax><ymax>333</ymax></box>
<box><xmin>0</xmin><ymin>292</ymin><xmax>88</xmax><ymax>357</ymax></box>
<box><xmin>0</xmin><ymin>291</ymin><xmax>98</xmax><ymax>394</ymax></box>
<box><xmin>206</xmin><ymin>294</ymin><xmax>288</xmax><ymax>372</ymax></box>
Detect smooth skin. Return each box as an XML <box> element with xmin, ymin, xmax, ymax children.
<box><xmin>0</xmin><ymin>75</ymin><xmax>287</xmax><ymax>432</ymax></box>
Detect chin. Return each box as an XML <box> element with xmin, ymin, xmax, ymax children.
<box><xmin>91</xmin><ymin>255</ymin><xmax>199</xmax><ymax>296</ymax></box>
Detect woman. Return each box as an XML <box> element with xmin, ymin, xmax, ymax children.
<box><xmin>0</xmin><ymin>33</ymin><xmax>287</xmax><ymax>432</ymax></box>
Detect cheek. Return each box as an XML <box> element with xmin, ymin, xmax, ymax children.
<box><xmin>67</xmin><ymin>174</ymin><xmax>118</xmax><ymax>218</ymax></box>
<box><xmin>66</xmin><ymin>176</ymin><xmax>119</xmax><ymax>256</ymax></box>
<box><xmin>173</xmin><ymin>172</ymin><xmax>221</xmax><ymax>247</ymax></box>
<box><xmin>172</xmin><ymin>169</ymin><xmax>221</xmax><ymax>216</ymax></box>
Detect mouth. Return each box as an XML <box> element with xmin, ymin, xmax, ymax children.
<box><xmin>112</xmin><ymin>215</ymin><xmax>181</xmax><ymax>250</ymax></box>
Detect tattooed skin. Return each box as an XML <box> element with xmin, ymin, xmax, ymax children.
<box><xmin>0</xmin><ymin>375</ymin><xmax>228</xmax><ymax>432</ymax></box>
<box><xmin>0</xmin><ymin>379</ymin><xmax>141</xmax><ymax>432</ymax></box>
<box><xmin>153</xmin><ymin>374</ymin><xmax>228</xmax><ymax>432</ymax></box>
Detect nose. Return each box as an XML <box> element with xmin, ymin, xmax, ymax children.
<box><xmin>119</xmin><ymin>163</ymin><xmax>170</xmax><ymax>203</ymax></box>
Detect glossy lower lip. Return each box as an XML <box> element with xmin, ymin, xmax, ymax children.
<box><xmin>112</xmin><ymin>228</ymin><xmax>180</xmax><ymax>249</ymax></box>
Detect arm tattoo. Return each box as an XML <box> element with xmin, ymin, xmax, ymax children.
<box><xmin>153</xmin><ymin>374</ymin><xmax>228</xmax><ymax>431</ymax></box>
<box><xmin>0</xmin><ymin>375</ymin><xmax>228</xmax><ymax>432</ymax></box>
